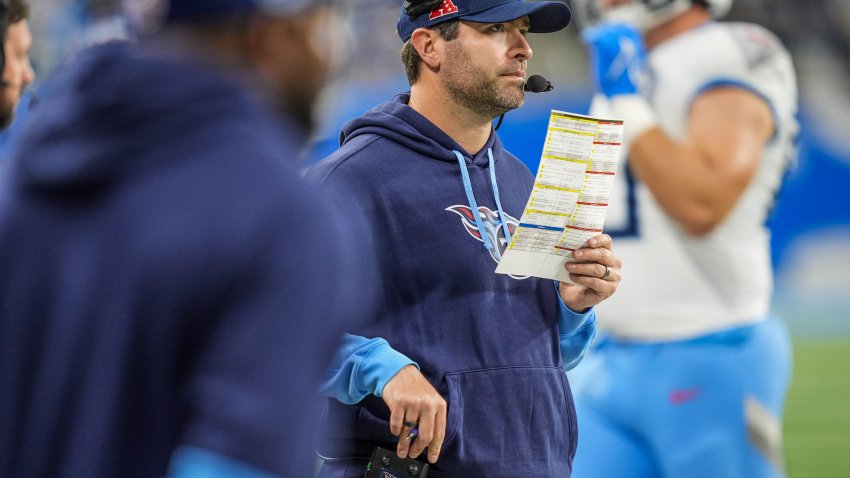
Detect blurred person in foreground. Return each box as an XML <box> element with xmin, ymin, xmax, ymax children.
<box><xmin>0</xmin><ymin>0</ymin><xmax>34</xmax><ymax>130</ymax></box>
<box><xmin>0</xmin><ymin>1</ymin><xmax>369</xmax><ymax>477</ymax></box>
<box><xmin>309</xmin><ymin>1</ymin><xmax>622</xmax><ymax>476</ymax></box>
<box><xmin>567</xmin><ymin>0</ymin><xmax>798</xmax><ymax>477</ymax></box>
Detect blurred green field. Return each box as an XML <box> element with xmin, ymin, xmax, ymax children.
<box><xmin>785</xmin><ymin>339</ymin><xmax>850</xmax><ymax>477</ymax></box>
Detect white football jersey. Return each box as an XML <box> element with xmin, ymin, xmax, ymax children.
<box><xmin>594</xmin><ymin>22</ymin><xmax>799</xmax><ymax>340</ymax></box>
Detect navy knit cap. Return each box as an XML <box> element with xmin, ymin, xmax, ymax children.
<box><xmin>397</xmin><ymin>0</ymin><xmax>571</xmax><ymax>42</ymax></box>
<box><xmin>167</xmin><ymin>0</ymin><xmax>318</xmax><ymax>22</ymax></box>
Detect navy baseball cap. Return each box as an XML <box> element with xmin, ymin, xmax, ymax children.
<box><xmin>166</xmin><ymin>0</ymin><xmax>320</xmax><ymax>23</ymax></box>
<box><xmin>397</xmin><ymin>0</ymin><xmax>571</xmax><ymax>42</ymax></box>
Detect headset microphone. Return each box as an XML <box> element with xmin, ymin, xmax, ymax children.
<box><xmin>495</xmin><ymin>74</ymin><xmax>553</xmax><ymax>130</ymax></box>
<box><xmin>523</xmin><ymin>74</ymin><xmax>554</xmax><ymax>93</ymax></box>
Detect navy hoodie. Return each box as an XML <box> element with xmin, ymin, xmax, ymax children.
<box><xmin>308</xmin><ymin>94</ymin><xmax>579</xmax><ymax>477</ymax></box>
<box><xmin>0</xmin><ymin>43</ymin><xmax>366</xmax><ymax>478</ymax></box>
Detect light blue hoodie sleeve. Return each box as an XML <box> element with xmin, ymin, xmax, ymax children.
<box><xmin>321</xmin><ymin>333</ymin><xmax>418</xmax><ymax>404</ymax></box>
<box><xmin>167</xmin><ymin>447</ymin><xmax>278</xmax><ymax>478</ymax></box>
<box><xmin>554</xmin><ymin>282</ymin><xmax>598</xmax><ymax>371</ymax></box>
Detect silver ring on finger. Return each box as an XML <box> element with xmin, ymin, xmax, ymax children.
<box><xmin>599</xmin><ymin>265</ymin><xmax>611</xmax><ymax>280</ymax></box>
<box><xmin>403</xmin><ymin>420</ymin><xmax>418</xmax><ymax>428</ymax></box>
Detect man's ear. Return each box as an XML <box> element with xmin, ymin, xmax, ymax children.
<box><xmin>410</xmin><ymin>27</ymin><xmax>443</xmax><ymax>70</ymax></box>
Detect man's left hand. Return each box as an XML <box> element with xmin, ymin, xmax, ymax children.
<box><xmin>559</xmin><ymin>234</ymin><xmax>622</xmax><ymax>312</ymax></box>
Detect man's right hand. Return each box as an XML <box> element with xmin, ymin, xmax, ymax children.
<box><xmin>381</xmin><ymin>365</ymin><xmax>447</xmax><ymax>464</ymax></box>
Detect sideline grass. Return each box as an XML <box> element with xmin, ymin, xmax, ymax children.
<box><xmin>784</xmin><ymin>339</ymin><xmax>850</xmax><ymax>477</ymax></box>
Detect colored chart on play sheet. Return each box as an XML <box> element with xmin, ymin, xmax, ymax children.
<box><xmin>496</xmin><ymin>110</ymin><xmax>624</xmax><ymax>282</ymax></box>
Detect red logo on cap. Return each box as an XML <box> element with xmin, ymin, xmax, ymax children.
<box><xmin>429</xmin><ymin>0</ymin><xmax>459</xmax><ymax>20</ymax></box>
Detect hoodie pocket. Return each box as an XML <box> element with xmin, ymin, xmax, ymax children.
<box><xmin>440</xmin><ymin>366</ymin><xmax>576</xmax><ymax>477</ymax></box>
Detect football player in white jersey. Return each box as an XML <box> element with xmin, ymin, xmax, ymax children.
<box><xmin>566</xmin><ymin>0</ymin><xmax>798</xmax><ymax>477</ymax></box>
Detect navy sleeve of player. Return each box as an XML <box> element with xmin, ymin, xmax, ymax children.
<box><xmin>177</xmin><ymin>177</ymin><xmax>372</xmax><ymax>477</ymax></box>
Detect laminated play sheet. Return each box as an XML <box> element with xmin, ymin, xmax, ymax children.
<box><xmin>496</xmin><ymin>110</ymin><xmax>624</xmax><ymax>282</ymax></box>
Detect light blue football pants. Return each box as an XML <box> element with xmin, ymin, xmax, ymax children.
<box><xmin>569</xmin><ymin>316</ymin><xmax>792</xmax><ymax>478</ymax></box>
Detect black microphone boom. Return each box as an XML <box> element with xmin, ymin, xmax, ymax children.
<box><xmin>524</xmin><ymin>74</ymin><xmax>554</xmax><ymax>93</ymax></box>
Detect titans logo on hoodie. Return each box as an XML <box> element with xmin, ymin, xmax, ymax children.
<box><xmin>445</xmin><ymin>205</ymin><xmax>518</xmax><ymax>263</ymax></box>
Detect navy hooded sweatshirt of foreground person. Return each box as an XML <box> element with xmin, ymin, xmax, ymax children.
<box><xmin>0</xmin><ymin>43</ymin><xmax>371</xmax><ymax>478</ymax></box>
<box><xmin>308</xmin><ymin>93</ymin><xmax>597</xmax><ymax>477</ymax></box>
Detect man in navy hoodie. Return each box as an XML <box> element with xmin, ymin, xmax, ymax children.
<box><xmin>0</xmin><ymin>1</ymin><xmax>370</xmax><ymax>478</ymax></box>
<box><xmin>310</xmin><ymin>1</ymin><xmax>623</xmax><ymax>476</ymax></box>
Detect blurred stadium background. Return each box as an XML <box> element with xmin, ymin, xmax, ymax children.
<box><xmin>5</xmin><ymin>1</ymin><xmax>849</xmax><ymax>476</ymax></box>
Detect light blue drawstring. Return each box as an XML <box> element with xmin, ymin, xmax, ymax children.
<box><xmin>453</xmin><ymin>149</ymin><xmax>513</xmax><ymax>253</ymax></box>
<box><xmin>488</xmin><ymin>149</ymin><xmax>513</xmax><ymax>248</ymax></box>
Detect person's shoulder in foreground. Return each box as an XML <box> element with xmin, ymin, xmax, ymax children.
<box><xmin>0</xmin><ymin>2</ymin><xmax>370</xmax><ymax>478</ymax></box>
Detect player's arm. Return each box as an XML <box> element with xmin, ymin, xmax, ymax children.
<box><xmin>628</xmin><ymin>87</ymin><xmax>774</xmax><ymax>235</ymax></box>
<box><xmin>581</xmin><ymin>22</ymin><xmax>774</xmax><ymax>236</ymax></box>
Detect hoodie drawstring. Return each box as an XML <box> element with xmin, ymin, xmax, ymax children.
<box><xmin>453</xmin><ymin>149</ymin><xmax>513</xmax><ymax>253</ymax></box>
